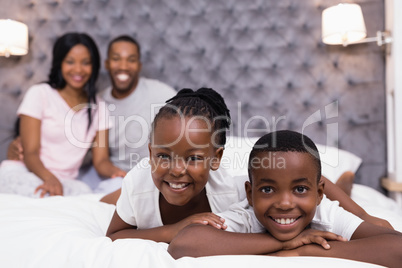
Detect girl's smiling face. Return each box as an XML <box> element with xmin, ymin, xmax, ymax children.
<box><xmin>246</xmin><ymin>151</ymin><xmax>323</xmax><ymax>241</ymax></box>
<box><xmin>149</xmin><ymin>115</ymin><xmax>223</xmax><ymax>207</ymax></box>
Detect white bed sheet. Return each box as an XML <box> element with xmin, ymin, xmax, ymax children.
<box><xmin>0</xmin><ymin>193</ymin><xmax>392</xmax><ymax>268</ymax></box>
<box><xmin>351</xmin><ymin>184</ymin><xmax>402</xmax><ymax>231</ymax></box>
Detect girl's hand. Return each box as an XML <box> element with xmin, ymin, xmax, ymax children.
<box><xmin>283</xmin><ymin>228</ymin><xmax>347</xmax><ymax>250</ymax></box>
<box><xmin>35</xmin><ymin>176</ymin><xmax>63</xmax><ymax>198</ymax></box>
<box><xmin>172</xmin><ymin>213</ymin><xmax>226</xmax><ymax>236</ymax></box>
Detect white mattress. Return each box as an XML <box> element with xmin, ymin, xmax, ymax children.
<box><xmin>0</xmin><ymin>190</ymin><xmax>395</xmax><ymax>268</ymax></box>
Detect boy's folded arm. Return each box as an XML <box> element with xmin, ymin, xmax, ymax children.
<box><xmin>168</xmin><ymin>223</ymin><xmax>347</xmax><ymax>259</ymax></box>
<box><xmin>274</xmin><ymin>222</ymin><xmax>402</xmax><ymax>268</ymax></box>
<box><xmin>291</xmin><ymin>234</ymin><xmax>402</xmax><ymax>268</ymax></box>
<box><xmin>168</xmin><ymin>224</ymin><xmax>285</xmax><ymax>259</ymax></box>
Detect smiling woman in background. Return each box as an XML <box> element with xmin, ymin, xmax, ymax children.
<box><xmin>0</xmin><ymin>32</ymin><xmax>126</xmax><ymax>198</ymax></box>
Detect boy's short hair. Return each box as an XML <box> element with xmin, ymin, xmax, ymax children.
<box><xmin>247</xmin><ymin>130</ymin><xmax>321</xmax><ymax>183</ymax></box>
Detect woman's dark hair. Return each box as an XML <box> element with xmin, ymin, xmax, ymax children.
<box><xmin>248</xmin><ymin>130</ymin><xmax>321</xmax><ymax>183</ymax></box>
<box><xmin>13</xmin><ymin>117</ymin><xmax>20</xmax><ymax>138</ymax></box>
<box><xmin>47</xmin><ymin>32</ymin><xmax>100</xmax><ymax>129</ymax></box>
<box><xmin>151</xmin><ymin>88</ymin><xmax>231</xmax><ymax>148</ymax></box>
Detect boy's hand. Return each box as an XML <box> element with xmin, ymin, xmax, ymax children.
<box><xmin>283</xmin><ymin>228</ymin><xmax>347</xmax><ymax>250</ymax></box>
<box><xmin>172</xmin><ymin>213</ymin><xmax>226</xmax><ymax>236</ymax></box>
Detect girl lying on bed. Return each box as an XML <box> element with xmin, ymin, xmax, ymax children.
<box><xmin>0</xmin><ymin>32</ymin><xmax>125</xmax><ymax>198</ymax></box>
<box><xmin>168</xmin><ymin>130</ymin><xmax>402</xmax><ymax>268</ymax></box>
<box><xmin>105</xmin><ymin>87</ymin><xmax>392</xmax><ymax>244</ymax></box>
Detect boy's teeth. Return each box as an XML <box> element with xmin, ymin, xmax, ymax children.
<box><xmin>169</xmin><ymin>182</ymin><xmax>188</xmax><ymax>189</ymax></box>
<box><xmin>116</xmin><ymin>74</ymin><xmax>129</xmax><ymax>81</ymax></box>
<box><xmin>274</xmin><ymin>218</ymin><xmax>296</xmax><ymax>225</ymax></box>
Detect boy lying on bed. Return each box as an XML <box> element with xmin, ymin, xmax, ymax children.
<box><xmin>168</xmin><ymin>130</ymin><xmax>402</xmax><ymax>268</ymax></box>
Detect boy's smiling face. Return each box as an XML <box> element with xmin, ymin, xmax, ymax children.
<box><xmin>246</xmin><ymin>151</ymin><xmax>324</xmax><ymax>241</ymax></box>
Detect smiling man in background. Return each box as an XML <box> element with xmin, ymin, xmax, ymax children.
<box><xmin>79</xmin><ymin>35</ymin><xmax>177</xmax><ymax>192</ymax></box>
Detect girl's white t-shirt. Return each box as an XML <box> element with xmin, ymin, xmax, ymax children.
<box><xmin>116</xmin><ymin>157</ymin><xmax>247</xmax><ymax>229</ymax></box>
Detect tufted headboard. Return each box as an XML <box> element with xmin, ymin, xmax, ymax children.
<box><xmin>0</xmin><ymin>0</ymin><xmax>386</xmax><ymax>192</ymax></box>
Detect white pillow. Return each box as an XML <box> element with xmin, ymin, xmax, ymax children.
<box><xmin>222</xmin><ymin>136</ymin><xmax>362</xmax><ymax>183</ymax></box>
<box><xmin>316</xmin><ymin>144</ymin><xmax>362</xmax><ymax>183</ymax></box>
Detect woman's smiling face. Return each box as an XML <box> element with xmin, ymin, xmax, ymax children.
<box><xmin>246</xmin><ymin>151</ymin><xmax>323</xmax><ymax>241</ymax></box>
<box><xmin>61</xmin><ymin>44</ymin><xmax>92</xmax><ymax>91</ymax></box>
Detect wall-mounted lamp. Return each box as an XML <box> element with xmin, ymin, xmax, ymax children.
<box><xmin>322</xmin><ymin>3</ymin><xmax>392</xmax><ymax>47</ymax></box>
<box><xmin>0</xmin><ymin>19</ymin><xmax>29</xmax><ymax>57</ymax></box>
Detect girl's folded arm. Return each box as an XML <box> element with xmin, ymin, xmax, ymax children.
<box><xmin>106</xmin><ymin>210</ymin><xmax>178</xmax><ymax>243</ymax></box>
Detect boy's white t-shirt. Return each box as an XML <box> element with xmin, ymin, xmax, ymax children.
<box><xmin>116</xmin><ymin>157</ymin><xmax>247</xmax><ymax>229</ymax></box>
<box><xmin>218</xmin><ymin>196</ymin><xmax>364</xmax><ymax>241</ymax></box>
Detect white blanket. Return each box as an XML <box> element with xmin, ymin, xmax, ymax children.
<box><xmin>0</xmin><ymin>192</ymin><xmax>393</xmax><ymax>268</ymax></box>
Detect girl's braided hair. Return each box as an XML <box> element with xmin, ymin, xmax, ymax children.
<box><xmin>152</xmin><ymin>88</ymin><xmax>231</xmax><ymax>147</ymax></box>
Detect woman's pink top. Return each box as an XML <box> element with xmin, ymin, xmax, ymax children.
<box><xmin>17</xmin><ymin>83</ymin><xmax>110</xmax><ymax>180</ymax></box>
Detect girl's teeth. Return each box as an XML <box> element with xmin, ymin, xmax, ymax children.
<box><xmin>169</xmin><ymin>182</ymin><xmax>188</xmax><ymax>189</ymax></box>
<box><xmin>117</xmin><ymin>74</ymin><xmax>129</xmax><ymax>81</ymax></box>
<box><xmin>274</xmin><ymin>218</ymin><xmax>296</xmax><ymax>225</ymax></box>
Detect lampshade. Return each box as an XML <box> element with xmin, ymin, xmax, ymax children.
<box><xmin>322</xmin><ymin>3</ymin><xmax>367</xmax><ymax>46</ymax></box>
<box><xmin>0</xmin><ymin>19</ymin><xmax>29</xmax><ymax>57</ymax></box>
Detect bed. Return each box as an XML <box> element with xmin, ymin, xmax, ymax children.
<box><xmin>0</xmin><ymin>136</ymin><xmax>400</xmax><ymax>268</ymax></box>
